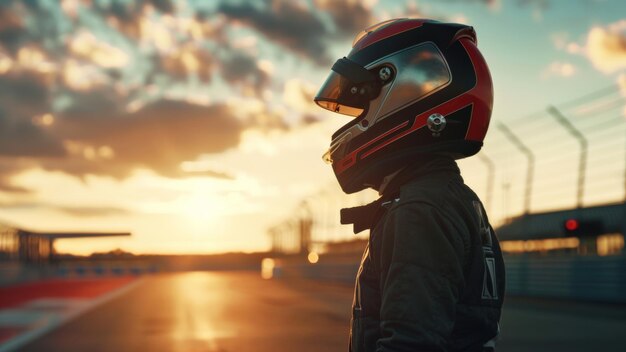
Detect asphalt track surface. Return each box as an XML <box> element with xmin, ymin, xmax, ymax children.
<box><xmin>21</xmin><ymin>271</ymin><xmax>626</xmax><ymax>352</ymax></box>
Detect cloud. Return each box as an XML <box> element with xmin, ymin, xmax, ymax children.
<box><xmin>93</xmin><ymin>0</ymin><xmax>175</xmax><ymax>28</ymax></box>
<box><xmin>283</xmin><ymin>78</ymin><xmax>319</xmax><ymax>115</ymax></box>
<box><xmin>516</xmin><ymin>0</ymin><xmax>550</xmax><ymax>21</ymax></box>
<box><xmin>488</xmin><ymin>0</ymin><xmax>503</xmax><ymax>11</ymax></box>
<box><xmin>0</xmin><ymin>177</ymin><xmax>29</xmax><ymax>193</ymax></box>
<box><xmin>178</xmin><ymin>169</ymin><xmax>235</xmax><ymax>180</ymax></box>
<box><xmin>184</xmin><ymin>170</ymin><xmax>235</xmax><ymax>180</ymax></box>
<box><xmin>585</xmin><ymin>20</ymin><xmax>626</xmax><ymax>73</ymax></box>
<box><xmin>68</xmin><ymin>30</ymin><xmax>130</xmax><ymax>69</ymax></box>
<box><xmin>0</xmin><ymin>159</ymin><xmax>33</xmax><ymax>193</ymax></box>
<box><xmin>418</xmin><ymin>0</ymin><xmax>501</xmax><ymax>12</ymax></box>
<box><xmin>0</xmin><ymin>71</ymin><xmax>66</xmax><ymax>159</ymax></box>
<box><xmin>0</xmin><ymin>3</ymin><xmax>29</xmax><ymax>53</ymax></box>
<box><xmin>60</xmin><ymin>87</ymin><xmax>125</xmax><ymax>115</ymax></box>
<box><xmin>47</xmin><ymin>100</ymin><xmax>244</xmax><ymax>179</ymax></box>
<box><xmin>314</xmin><ymin>0</ymin><xmax>375</xmax><ymax>36</ymax></box>
<box><xmin>0</xmin><ymin>70</ymin><xmax>50</xmax><ymax>116</ymax></box>
<box><xmin>0</xmin><ymin>200</ymin><xmax>36</xmax><ymax>210</ymax></box>
<box><xmin>217</xmin><ymin>1</ymin><xmax>334</xmax><ymax>65</ymax></box>
<box><xmin>147</xmin><ymin>0</ymin><xmax>175</xmax><ymax>14</ymax></box>
<box><xmin>0</xmin><ymin>0</ymin><xmax>305</xmax><ymax>193</ymax></box>
<box><xmin>55</xmin><ymin>205</ymin><xmax>131</xmax><ymax>217</ymax></box>
<box><xmin>541</xmin><ymin>61</ymin><xmax>576</xmax><ymax>78</ymax></box>
<box><xmin>301</xmin><ymin>114</ymin><xmax>323</xmax><ymax>125</ymax></box>
<box><xmin>562</xmin><ymin>20</ymin><xmax>626</xmax><ymax>74</ymax></box>
<box><xmin>0</xmin><ymin>96</ymin><xmax>250</xmax><ymax>193</ymax></box>
<box><xmin>0</xmin><ymin>108</ymin><xmax>66</xmax><ymax>158</ymax></box>
<box><xmin>220</xmin><ymin>52</ymin><xmax>269</xmax><ymax>95</ymax></box>
<box><xmin>155</xmin><ymin>45</ymin><xmax>214</xmax><ymax>81</ymax></box>
<box><xmin>93</xmin><ymin>1</ymin><xmax>144</xmax><ymax>39</ymax></box>
<box><xmin>0</xmin><ymin>199</ymin><xmax>130</xmax><ymax>217</ymax></box>
<box><xmin>560</xmin><ymin>20</ymin><xmax>626</xmax><ymax>102</ymax></box>
<box><xmin>178</xmin><ymin>159</ymin><xmax>236</xmax><ymax>180</ymax></box>
<box><xmin>382</xmin><ymin>1</ymin><xmax>456</xmax><ymax>24</ymax></box>
<box><xmin>449</xmin><ymin>14</ymin><xmax>470</xmax><ymax>24</ymax></box>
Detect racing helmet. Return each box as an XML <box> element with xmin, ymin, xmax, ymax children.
<box><xmin>314</xmin><ymin>19</ymin><xmax>493</xmax><ymax>194</ymax></box>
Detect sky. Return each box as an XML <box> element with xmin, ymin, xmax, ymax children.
<box><xmin>0</xmin><ymin>0</ymin><xmax>625</xmax><ymax>255</ymax></box>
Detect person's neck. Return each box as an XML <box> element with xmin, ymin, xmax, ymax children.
<box><xmin>378</xmin><ymin>168</ymin><xmax>405</xmax><ymax>196</ymax></box>
<box><xmin>375</xmin><ymin>154</ymin><xmax>459</xmax><ymax>197</ymax></box>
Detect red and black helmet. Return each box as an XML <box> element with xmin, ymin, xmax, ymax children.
<box><xmin>314</xmin><ymin>18</ymin><xmax>493</xmax><ymax>194</ymax></box>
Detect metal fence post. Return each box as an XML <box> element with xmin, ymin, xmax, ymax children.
<box><xmin>547</xmin><ymin>106</ymin><xmax>588</xmax><ymax>208</ymax></box>
<box><xmin>478</xmin><ymin>153</ymin><xmax>495</xmax><ymax>214</ymax></box>
<box><xmin>497</xmin><ymin>122</ymin><xmax>535</xmax><ymax>214</ymax></box>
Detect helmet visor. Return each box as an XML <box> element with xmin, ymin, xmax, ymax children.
<box><xmin>314</xmin><ymin>71</ymin><xmax>366</xmax><ymax>117</ymax></box>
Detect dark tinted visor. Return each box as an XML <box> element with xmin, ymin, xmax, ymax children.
<box><xmin>314</xmin><ymin>71</ymin><xmax>367</xmax><ymax>117</ymax></box>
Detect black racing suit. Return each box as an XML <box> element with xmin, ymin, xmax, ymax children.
<box><xmin>341</xmin><ymin>156</ymin><xmax>505</xmax><ymax>352</ymax></box>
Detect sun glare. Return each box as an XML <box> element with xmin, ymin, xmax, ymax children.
<box><xmin>261</xmin><ymin>258</ymin><xmax>276</xmax><ymax>279</ymax></box>
<box><xmin>307</xmin><ymin>252</ymin><xmax>319</xmax><ymax>264</ymax></box>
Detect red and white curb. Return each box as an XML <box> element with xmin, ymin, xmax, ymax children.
<box><xmin>0</xmin><ymin>278</ymin><xmax>143</xmax><ymax>352</ymax></box>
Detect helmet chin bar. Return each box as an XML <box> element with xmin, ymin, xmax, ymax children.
<box><xmin>336</xmin><ymin>141</ymin><xmax>483</xmax><ymax>194</ymax></box>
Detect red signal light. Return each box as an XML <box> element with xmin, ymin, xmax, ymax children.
<box><xmin>565</xmin><ymin>219</ymin><xmax>579</xmax><ymax>231</ymax></box>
